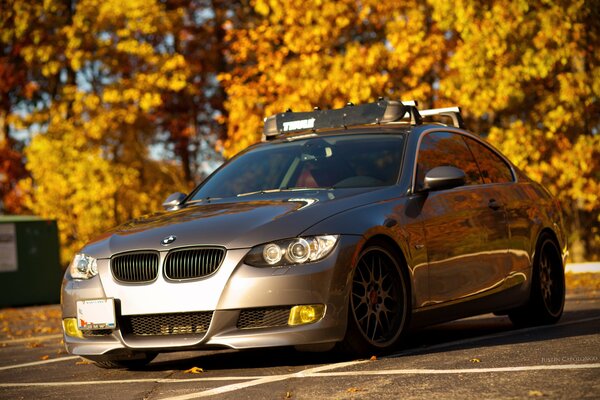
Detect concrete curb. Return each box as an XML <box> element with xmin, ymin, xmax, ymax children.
<box><xmin>565</xmin><ymin>262</ymin><xmax>600</xmax><ymax>273</ymax></box>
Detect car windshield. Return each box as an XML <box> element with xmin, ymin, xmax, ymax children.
<box><xmin>189</xmin><ymin>134</ymin><xmax>405</xmax><ymax>201</ymax></box>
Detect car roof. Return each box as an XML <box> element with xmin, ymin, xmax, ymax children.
<box><xmin>261</xmin><ymin>125</ymin><xmax>414</xmax><ymax>145</ymax></box>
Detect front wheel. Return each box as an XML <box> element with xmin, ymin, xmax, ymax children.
<box><xmin>339</xmin><ymin>244</ymin><xmax>409</xmax><ymax>356</ymax></box>
<box><xmin>509</xmin><ymin>235</ymin><xmax>565</xmax><ymax>327</ymax></box>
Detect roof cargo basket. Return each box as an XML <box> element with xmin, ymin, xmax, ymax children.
<box><xmin>262</xmin><ymin>100</ymin><xmax>464</xmax><ymax>141</ymax></box>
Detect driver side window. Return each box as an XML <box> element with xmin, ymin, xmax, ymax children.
<box><xmin>416</xmin><ymin>131</ymin><xmax>482</xmax><ymax>191</ymax></box>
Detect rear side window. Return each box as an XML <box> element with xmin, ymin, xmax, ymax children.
<box><xmin>463</xmin><ymin>137</ymin><xmax>514</xmax><ymax>184</ymax></box>
<box><xmin>415</xmin><ymin>131</ymin><xmax>482</xmax><ymax>190</ymax></box>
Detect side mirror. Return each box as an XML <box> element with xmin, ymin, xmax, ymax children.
<box><xmin>423</xmin><ymin>166</ymin><xmax>466</xmax><ymax>191</ymax></box>
<box><xmin>162</xmin><ymin>192</ymin><xmax>187</xmax><ymax>210</ymax></box>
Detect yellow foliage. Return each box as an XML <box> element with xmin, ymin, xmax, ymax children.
<box><xmin>5</xmin><ymin>0</ymin><xmax>599</xmax><ymax>261</ymax></box>
<box><xmin>221</xmin><ymin>0</ymin><xmax>599</xmax><ymax>260</ymax></box>
<box><xmin>22</xmin><ymin>117</ymin><xmax>186</xmax><ymax>263</ymax></box>
<box><xmin>13</xmin><ymin>0</ymin><xmax>191</xmax><ymax>263</ymax></box>
<box><xmin>222</xmin><ymin>0</ymin><xmax>446</xmax><ymax>157</ymax></box>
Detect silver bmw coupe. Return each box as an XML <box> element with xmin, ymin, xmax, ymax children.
<box><xmin>61</xmin><ymin>100</ymin><xmax>567</xmax><ymax>368</ymax></box>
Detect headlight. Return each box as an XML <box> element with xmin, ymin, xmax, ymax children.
<box><xmin>69</xmin><ymin>253</ymin><xmax>98</xmax><ymax>279</ymax></box>
<box><xmin>245</xmin><ymin>235</ymin><xmax>339</xmax><ymax>267</ymax></box>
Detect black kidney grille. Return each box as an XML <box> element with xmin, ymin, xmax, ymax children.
<box><xmin>164</xmin><ymin>248</ymin><xmax>225</xmax><ymax>280</ymax></box>
<box><xmin>122</xmin><ymin>312</ymin><xmax>213</xmax><ymax>336</ymax></box>
<box><xmin>111</xmin><ymin>252</ymin><xmax>159</xmax><ymax>283</ymax></box>
<box><xmin>237</xmin><ymin>307</ymin><xmax>290</xmax><ymax>329</ymax></box>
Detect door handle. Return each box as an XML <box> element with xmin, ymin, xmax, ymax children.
<box><xmin>488</xmin><ymin>199</ymin><xmax>503</xmax><ymax>211</ymax></box>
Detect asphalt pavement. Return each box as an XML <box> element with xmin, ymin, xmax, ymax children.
<box><xmin>1</xmin><ymin>291</ymin><xmax>599</xmax><ymax>399</ymax></box>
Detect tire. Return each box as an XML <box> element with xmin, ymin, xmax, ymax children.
<box><xmin>509</xmin><ymin>234</ymin><xmax>565</xmax><ymax>327</ymax></box>
<box><xmin>339</xmin><ymin>244</ymin><xmax>409</xmax><ymax>356</ymax></box>
<box><xmin>90</xmin><ymin>352</ymin><xmax>157</xmax><ymax>369</ymax></box>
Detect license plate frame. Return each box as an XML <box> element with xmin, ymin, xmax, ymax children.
<box><xmin>76</xmin><ymin>298</ymin><xmax>116</xmax><ymax>330</ymax></box>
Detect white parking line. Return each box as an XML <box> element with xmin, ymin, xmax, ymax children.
<box><xmin>0</xmin><ymin>376</ymin><xmax>265</xmax><ymax>387</ymax></box>
<box><xmin>158</xmin><ymin>316</ymin><xmax>600</xmax><ymax>399</ymax></box>
<box><xmin>0</xmin><ymin>314</ymin><xmax>598</xmax><ymax>397</ymax></box>
<box><xmin>2</xmin><ymin>363</ymin><xmax>599</xmax><ymax>391</ymax></box>
<box><xmin>159</xmin><ymin>360</ymin><xmax>370</xmax><ymax>400</ymax></box>
<box><xmin>317</xmin><ymin>363</ymin><xmax>600</xmax><ymax>376</ymax></box>
<box><xmin>0</xmin><ymin>356</ymin><xmax>80</xmax><ymax>371</ymax></box>
<box><xmin>157</xmin><ymin>363</ymin><xmax>600</xmax><ymax>400</ymax></box>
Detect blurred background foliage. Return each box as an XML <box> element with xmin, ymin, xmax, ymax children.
<box><xmin>0</xmin><ymin>0</ymin><xmax>598</xmax><ymax>264</ymax></box>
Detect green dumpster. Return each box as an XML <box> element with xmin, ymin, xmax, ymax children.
<box><xmin>0</xmin><ymin>216</ymin><xmax>62</xmax><ymax>307</ymax></box>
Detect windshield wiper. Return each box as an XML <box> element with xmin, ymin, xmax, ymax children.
<box><xmin>236</xmin><ymin>187</ymin><xmax>331</xmax><ymax>197</ymax></box>
<box><xmin>185</xmin><ymin>196</ymin><xmax>222</xmax><ymax>204</ymax></box>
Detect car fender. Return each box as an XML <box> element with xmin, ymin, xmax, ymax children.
<box><xmin>301</xmin><ymin>195</ymin><xmax>426</xmax><ymax>309</ymax></box>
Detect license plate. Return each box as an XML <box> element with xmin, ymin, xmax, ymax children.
<box><xmin>77</xmin><ymin>298</ymin><xmax>116</xmax><ymax>330</ymax></box>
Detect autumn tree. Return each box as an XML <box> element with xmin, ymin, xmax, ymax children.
<box><xmin>0</xmin><ymin>0</ymin><xmax>244</xmax><ymax>262</ymax></box>
<box><xmin>221</xmin><ymin>0</ymin><xmax>599</xmax><ymax>260</ymax></box>
<box><xmin>0</xmin><ymin>0</ymin><xmax>73</xmax><ymax>213</ymax></box>
<box><xmin>431</xmin><ymin>0</ymin><xmax>600</xmax><ymax>260</ymax></box>
<box><xmin>219</xmin><ymin>0</ymin><xmax>447</xmax><ymax>155</ymax></box>
<box><xmin>154</xmin><ymin>0</ymin><xmax>238</xmax><ymax>184</ymax></box>
<box><xmin>16</xmin><ymin>0</ymin><xmax>191</xmax><ymax>261</ymax></box>
<box><xmin>3</xmin><ymin>0</ymin><xmax>598</xmax><ymax>262</ymax></box>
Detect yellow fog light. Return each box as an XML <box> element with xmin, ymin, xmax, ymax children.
<box><xmin>63</xmin><ymin>318</ymin><xmax>83</xmax><ymax>338</ymax></box>
<box><xmin>288</xmin><ymin>305</ymin><xmax>326</xmax><ymax>326</ymax></box>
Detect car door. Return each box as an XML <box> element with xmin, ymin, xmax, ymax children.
<box><xmin>415</xmin><ymin>130</ymin><xmax>510</xmax><ymax>305</ymax></box>
<box><xmin>462</xmin><ymin>136</ymin><xmax>528</xmax><ymax>275</ymax></box>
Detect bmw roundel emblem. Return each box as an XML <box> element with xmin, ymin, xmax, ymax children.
<box><xmin>161</xmin><ymin>235</ymin><xmax>177</xmax><ymax>246</ymax></box>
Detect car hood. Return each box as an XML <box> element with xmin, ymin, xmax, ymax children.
<box><xmin>81</xmin><ymin>187</ymin><xmax>396</xmax><ymax>259</ymax></box>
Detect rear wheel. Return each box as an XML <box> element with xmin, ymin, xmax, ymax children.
<box><xmin>340</xmin><ymin>244</ymin><xmax>409</xmax><ymax>356</ymax></box>
<box><xmin>509</xmin><ymin>235</ymin><xmax>565</xmax><ymax>327</ymax></box>
<box><xmin>90</xmin><ymin>352</ymin><xmax>157</xmax><ymax>369</ymax></box>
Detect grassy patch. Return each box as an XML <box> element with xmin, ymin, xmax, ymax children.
<box><xmin>565</xmin><ymin>272</ymin><xmax>600</xmax><ymax>291</ymax></box>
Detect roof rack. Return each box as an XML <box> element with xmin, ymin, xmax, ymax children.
<box><xmin>262</xmin><ymin>100</ymin><xmax>464</xmax><ymax>141</ymax></box>
<box><xmin>419</xmin><ymin>107</ymin><xmax>465</xmax><ymax>129</ymax></box>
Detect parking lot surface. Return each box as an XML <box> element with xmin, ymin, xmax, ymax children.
<box><xmin>1</xmin><ymin>290</ymin><xmax>599</xmax><ymax>399</ymax></box>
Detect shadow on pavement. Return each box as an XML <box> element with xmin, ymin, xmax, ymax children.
<box><xmin>135</xmin><ymin>307</ymin><xmax>599</xmax><ymax>372</ymax></box>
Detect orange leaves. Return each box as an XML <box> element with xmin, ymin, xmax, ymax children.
<box><xmin>3</xmin><ymin>0</ymin><xmax>598</xmax><ymax>260</ymax></box>
<box><xmin>0</xmin><ymin>306</ymin><xmax>63</xmax><ymax>341</ymax></box>
<box><xmin>221</xmin><ymin>0</ymin><xmax>599</xmax><ymax>259</ymax></box>
<box><xmin>11</xmin><ymin>0</ymin><xmax>195</xmax><ymax>263</ymax></box>
<box><xmin>347</xmin><ymin>387</ymin><xmax>364</xmax><ymax>393</ymax></box>
<box><xmin>222</xmin><ymin>0</ymin><xmax>447</xmax><ymax>156</ymax></box>
<box><xmin>184</xmin><ymin>366</ymin><xmax>205</xmax><ymax>374</ymax></box>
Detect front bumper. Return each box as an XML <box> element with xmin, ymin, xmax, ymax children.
<box><xmin>61</xmin><ymin>235</ymin><xmax>360</xmax><ymax>356</ymax></box>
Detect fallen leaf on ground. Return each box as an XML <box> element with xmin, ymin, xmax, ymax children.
<box><xmin>528</xmin><ymin>390</ymin><xmax>544</xmax><ymax>397</ymax></box>
<box><xmin>26</xmin><ymin>342</ymin><xmax>44</xmax><ymax>348</ymax></box>
<box><xmin>347</xmin><ymin>387</ymin><xmax>364</xmax><ymax>393</ymax></box>
<box><xmin>285</xmin><ymin>391</ymin><xmax>293</xmax><ymax>398</ymax></box>
<box><xmin>40</xmin><ymin>355</ymin><xmax>49</xmax><ymax>360</ymax></box>
<box><xmin>76</xmin><ymin>359</ymin><xmax>94</xmax><ymax>365</ymax></box>
<box><xmin>469</xmin><ymin>358</ymin><xmax>481</xmax><ymax>363</ymax></box>
<box><xmin>369</xmin><ymin>355</ymin><xmax>377</xmax><ymax>361</ymax></box>
<box><xmin>184</xmin><ymin>366</ymin><xmax>204</xmax><ymax>374</ymax></box>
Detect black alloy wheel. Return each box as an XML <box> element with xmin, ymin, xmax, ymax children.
<box><xmin>341</xmin><ymin>244</ymin><xmax>409</xmax><ymax>355</ymax></box>
<box><xmin>509</xmin><ymin>235</ymin><xmax>565</xmax><ymax>327</ymax></box>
